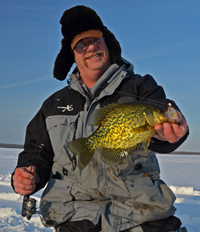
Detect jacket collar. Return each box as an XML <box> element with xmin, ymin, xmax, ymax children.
<box><xmin>69</xmin><ymin>58</ymin><xmax>134</xmax><ymax>96</ymax></box>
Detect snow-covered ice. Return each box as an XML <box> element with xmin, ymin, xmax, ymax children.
<box><xmin>0</xmin><ymin>148</ymin><xmax>52</xmax><ymax>232</ymax></box>
<box><xmin>0</xmin><ymin>148</ymin><xmax>199</xmax><ymax>231</ymax></box>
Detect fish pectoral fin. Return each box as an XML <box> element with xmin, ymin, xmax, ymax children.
<box><xmin>67</xmin><ymin>138</ymin><xmax>94</xmax><ymax>170</ymax></box>
<box><xmin>143</xmin><ymin>111</ymin><xmax>155</xmax><ymax>127</ymax></box>
<box><xmin>131</xmin><ymin>125</ymin><xmax>150</xmax><ymax>133</ymax></box>
<box><xmin>141</xmin><ymin>138</ymin><xmax>151</xmax><ymax>151</ymax></box>
<box><xmin>100</xmin><ymin>146</ymin><xmax>137</xmax><ymax>166</ymax></box>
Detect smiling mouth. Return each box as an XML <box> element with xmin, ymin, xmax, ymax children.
<box><xmin>86</xmin><ymin>53</ymin><xmax>102</xmax><ymax>59</ymax></box>
<box><xmin>89</xmin><ymin>54</ymin><xmax>100</xmax><ymax>59</ymax></box>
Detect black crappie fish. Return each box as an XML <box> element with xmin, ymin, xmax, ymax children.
<box><xmin>67</xmin><ymin>102</ymin><xmax>179</xmax><ymax>170</ymax></box>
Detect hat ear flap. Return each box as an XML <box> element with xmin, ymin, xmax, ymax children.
<box><xmin>103</xmin><ymin>27</ymin><xmax>121</xmax><ymax>65</ymax></box>
<box><xmin>53</xmin><ymin>39</ymin><xmax>74</xmax><ymax>81</ymax></box>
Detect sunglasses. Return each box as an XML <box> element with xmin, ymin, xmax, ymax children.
<box><xmin>74</xmin><ymin>37</ymin><xmax>104</xmax><ymax>52</ymax></box>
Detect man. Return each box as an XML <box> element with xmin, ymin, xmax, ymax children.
<box><xmin>12</xmin><ymin>5</ymin><xmax>189</xmax><ymax>232</ymax></box>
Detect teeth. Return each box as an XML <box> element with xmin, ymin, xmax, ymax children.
<box><xmin>89</xmin><ymin>54</ymin><xmax>100</xmax><ymax>59</ymax></box>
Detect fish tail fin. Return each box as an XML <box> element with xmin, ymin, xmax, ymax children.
<box><xmin>67</xmin><ymin>138</ymin><xmax>94</xmax><ymax>170</ymax></box>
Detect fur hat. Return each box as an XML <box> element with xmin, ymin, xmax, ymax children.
<box><xmin>53</xmin><ymin>5</ymin><xmax>122</xmax><ymax>81</ymax></box>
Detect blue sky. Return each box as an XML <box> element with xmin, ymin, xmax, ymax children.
<box><xmin>0</xmin><ymin>0</ymin><xmax>199</xmax><ymax>152</ymax></box>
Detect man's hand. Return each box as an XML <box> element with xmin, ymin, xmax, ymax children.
<box><xmin>152</xmin><ymin>111</ymin><xmax>188</xmax><ymax>143</ymax></box>
<box><xmin>12</xmin><ymin>166</ymin><xmax>36</xmax><ymax>195</ymax></box>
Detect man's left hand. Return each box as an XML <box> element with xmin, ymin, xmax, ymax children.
<box><xmin>152</xmin><ymin>111</ymin><xmax>188</xmax><ymax>143</ymax></box>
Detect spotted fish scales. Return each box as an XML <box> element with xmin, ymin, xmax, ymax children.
<box><xmin>67</xmin><ymin>102</ymin><xmax>179</xmax><ymax>170</ymax></box>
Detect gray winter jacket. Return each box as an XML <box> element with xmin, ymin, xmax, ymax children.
<box><xmin>39</xmin><ymin>60</ymin><xmax>181</xmax><ymax>231</ymax></box>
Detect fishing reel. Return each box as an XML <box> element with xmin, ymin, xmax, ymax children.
<box><xmin>21</xmin><ymin>195</ymin><xmax>38</xmax><ymax>220</ymax></box>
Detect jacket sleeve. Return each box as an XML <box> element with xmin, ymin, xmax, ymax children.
<box><xmin>133</xmin><ymin>74</ymin><xmax>189</xmax><ymax>153</ymax></box>
<box><xmin>11</xmin><ymin>106</ymin><xmax>54</xmax><ymax>194</ymax></box>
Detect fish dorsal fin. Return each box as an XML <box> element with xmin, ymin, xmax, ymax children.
<box><xmin>88</xmin><ymin>103</ymin><xmax>120</xmax><ymax>126</ymax></box>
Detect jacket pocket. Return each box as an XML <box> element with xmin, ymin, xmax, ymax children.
<box><xmin>41</xmin><ymin>177</ymin><xmax>74</xmax><ymax>203</ymax></box>
<box><xmin>46</xmin><ymin>115</ymin><xmax>79</xmax><ymax>142</ymax></box>
<box><xmin>46</xmin><ymin>115</ymin><xmax>79</xmax><ymax>162</ymax></box>
<box><xmin>40</xmin><ymin>177</ymin><xmax>76</xmax><ymax>227</ymax></box>
<box><xmin>125</xmin><ymin>177</ymin><xmax>176</xmax><ymax>223</ymax></box>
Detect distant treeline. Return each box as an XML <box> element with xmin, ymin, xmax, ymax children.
<box><xmin>0</xmin><ymin>143</ymin><xmax>23</xmax><ymax>149</ymax></box>
<box><xmin>170</xmin><ymin>151</ymin><xmax>200</xmax><ymax>155</ymax></box>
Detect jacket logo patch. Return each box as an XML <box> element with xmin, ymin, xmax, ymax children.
<box><xmin>57</xmin><ymin>105</ymin><xmax>73</xmax><ymax>112</ymax></box>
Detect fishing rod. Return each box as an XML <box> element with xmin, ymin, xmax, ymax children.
<box><xmin>21</xmin><ymin>143</ymin><xmax>45</xmax><ymax>220</ymax></box>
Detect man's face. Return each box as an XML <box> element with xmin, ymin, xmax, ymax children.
<box><xmin>73</xmin><ymin>37</ymin><xmax>111</xmax><ymax>79</ymax></box>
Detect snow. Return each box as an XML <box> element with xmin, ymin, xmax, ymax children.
<box><xmin>0</xmin><ymin>148</ymin><xmax>52</xmax><ymax>232</ymax></box>
<box><xmin>0</xmin><ymin>148</ymin><xmax>199</xmax><ymax>232</ymax></box>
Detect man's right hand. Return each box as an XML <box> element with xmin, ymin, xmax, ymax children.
<box><xmin>12</xmin><ymin>166</ymin><xmax>36</xmax><ymax>195</ymax></box>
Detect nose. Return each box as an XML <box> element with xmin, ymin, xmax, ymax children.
<box><xmin>86</xmin><ymin>42</ymin><xmax>97</xmax><ymax>51</ymax></box>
